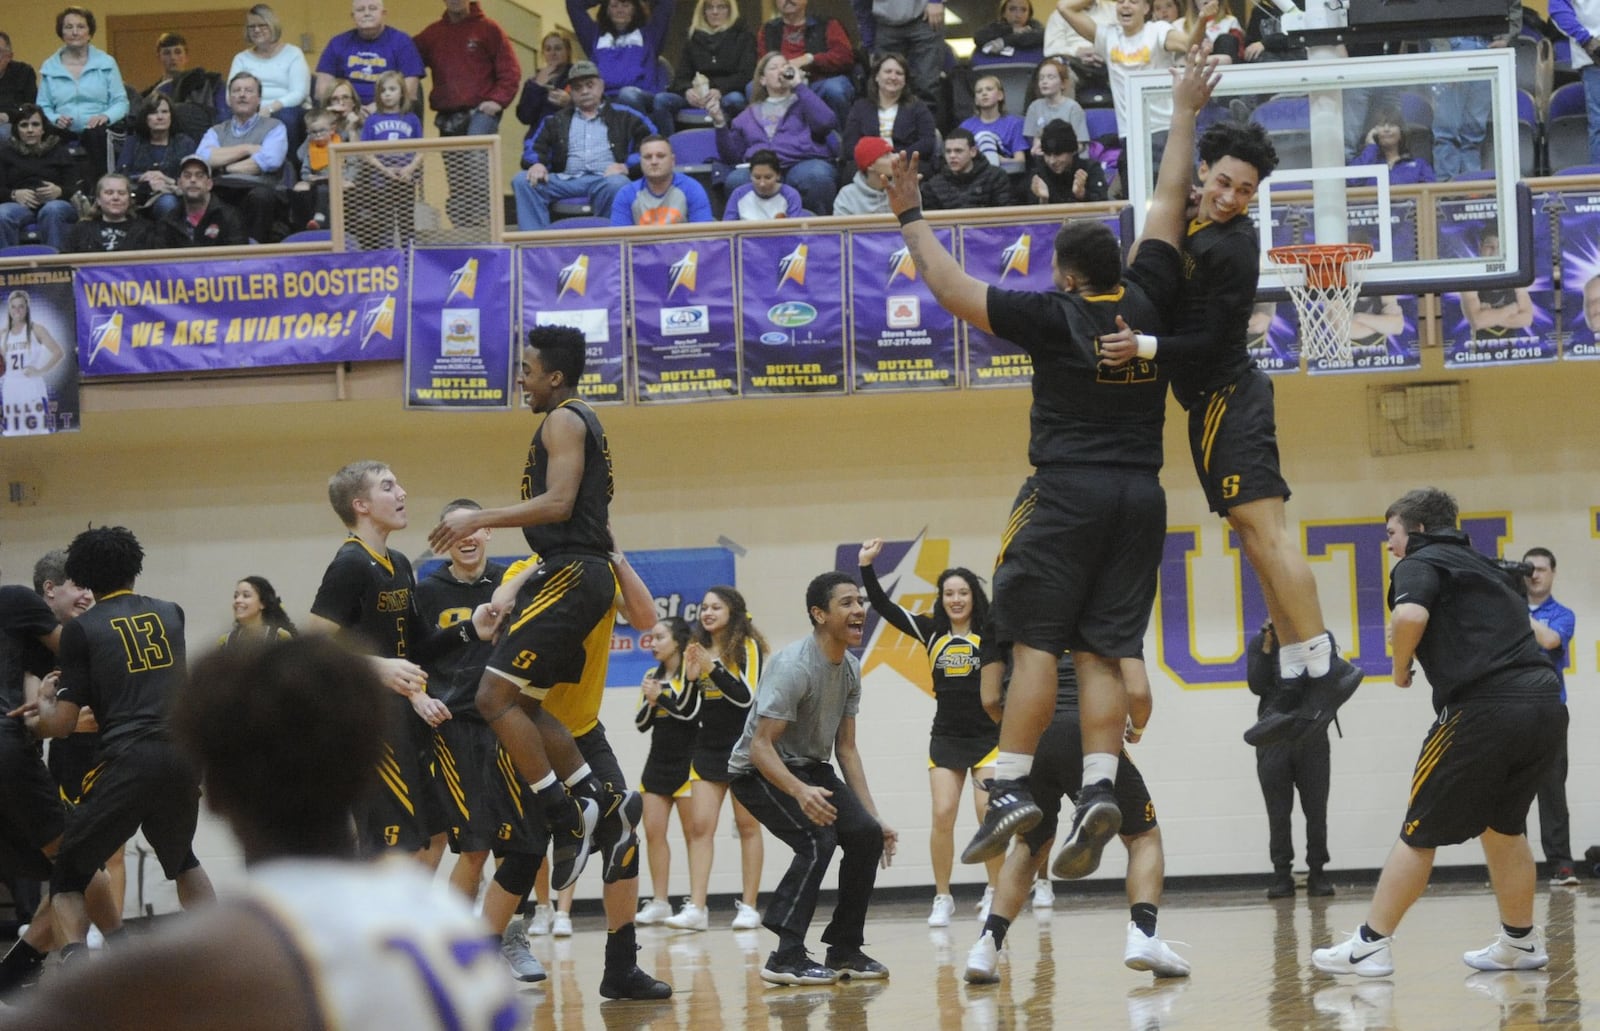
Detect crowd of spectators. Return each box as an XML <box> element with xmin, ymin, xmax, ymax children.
<box><xmin>0</xmin><ymin>0</ymin><xmax>1522</xmax><ymax>246</ymax></box>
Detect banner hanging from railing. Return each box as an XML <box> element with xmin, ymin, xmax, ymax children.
<box><xmin>961</xmin><ymin>221</ymin><xmax>1060</xmax><ymax>389</ymax></box>
<box><xmin>406</xmin><ymin>247</ymin><xmax>516</xmax><ymax>410</ymax></box>
<box><xmin>2</xmin><ymin>267</ymin><xmax>80</xmax><ymax>436</ymax></box>
<box><xmin>737</xmin><ymin>232</ymin><xmax>847</xmax><ymax>396</ymax></box>
<box><xmin>1440</xmin><ymin>195</ymin><xmax>1557</xmax><ymax>366</ymax></box>
<box><xmin>630</xmin><ymin>237</ymin><xmax>739</xmax><ymax>402</ymax></box>
<box><xmin>74</xmin><ymin>250</ymin><xmax>407</xmax><ymax>376</ymax></box>
<box><xmin>520</xmin><ymin>241</ymin><xmax>630</xmax><ymax>403</ymax></box>
<box><xmin>1555</xmin><ymin>191</ymin><xmax>1600</xmax><ymax>360</ymax></box>
<box><xmin>1305</xmin><ymin>203</ymin><xmax>1421</xmax><ymax>376</ymax></box>
<box><xmin>849</xmin><ymin>228</ymin><xmax>959</xmax><ymax>392</ymax></box>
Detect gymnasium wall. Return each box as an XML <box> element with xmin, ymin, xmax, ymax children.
<box><xmin>0</xmin><ymin>354</ymin><xmax>1593</xmax><ymax>910</ymax></box>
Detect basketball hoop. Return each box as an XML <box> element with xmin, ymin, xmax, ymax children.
<box><xmin>1267</xmin><ymin>243</ymin><xmax>1373</xmax><ymax>365</ymax></box>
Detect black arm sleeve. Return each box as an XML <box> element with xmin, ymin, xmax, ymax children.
<box><xmin>860</xmin><ymin>563</ymin><xmax>935</xmax><ymax>645</ymax></box>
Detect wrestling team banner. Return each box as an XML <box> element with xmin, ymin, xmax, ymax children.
<box><xmin>630</xmin><ymin>237</ymin><xmax>739</xmax><ymax>402</ymax></box>
<box><xmin>961</xmin><ymin>221</ymin><xmax>1060</xmax><ymax>388</ymax></box>
<box><xmin>520</xmin><ymin>242</ymin><xmax>629</xmax><ymax>403</ymax></box>
<box><xmin>850</xmin><ymin>228</ymin><xmax>959</xmax><ymax>392</ymax></box>
<box><xmin>1556</xmin><ymin>191</ymin><xmax>1600</xmax><ymax>360</ymax></box>
<box><xmin>1</xmin><ymin>267</ymin><xmax>80</xmax><ymax>436</ymax></box>
<box><xmin>737</xmin><ymin>232</ymin><xmax>847</xmax><ymax>396</ymax></box>
<box><xmin>1440</xmin><ymin>196</ymin><xmax>1557</xmax><ymax>367</ymax></box>
<box><xmin>75</xmin><ymin>250</ymin><xmax>406</xmax><ymax>376</ymax></box>
<box><xmin>405</xmin><ymin>248</ymin><xmax>516</xmax><ymax>410</ymax></box>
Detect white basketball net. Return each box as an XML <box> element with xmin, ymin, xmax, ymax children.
<box><xmin>1269</xmin><ymin>245</ymin><xmax>1373</xmax><ymax>365</ymax></box>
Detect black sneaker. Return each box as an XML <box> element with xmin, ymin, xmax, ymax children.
<box><xmin>1266</xmin><ymin>871</ymin><xmax>1296</xmax><ymax>899</ymax></box>
<box><xmin>598</xmin><ymin>964</ymin><xmax>672</xmax><ymax>1000</ymax></box>
<box><xmin>1051</xmin><ymin>779</ymin><xmax>1121</xmax><ymax>880</ymax></box>
<box><xmin>762</xmin><ymin>947</ymin><xmax>840</xmax><ymax>986</ymax></box>
<box><xmin>960</xmin><ymin>779</ymin><xmax>1041</xmax><ymax>864</ymax></box>
<box><xmin>594</xmin><ymin>789</ymin><xmax>644</xmax><ymax>883</ymax></box>
<box><xmin>1295</xmin><ymin>653</ymin><xmax>1364</xmax><ymax>737</ymax></box>
<box><xmin>0</xmin><ymin>942</ymin><xmax>45</xmax><ymax>995</ymax></box>
<box><xmin>1307</xmin><ymin>869</ymin><xmax>1336</xmax><ymax>897</ymax></box>
<box><xmin>825</xmin><ymin>947</ymin><xmax>889</xmax><ymax>981</ymax></box>
<box><xmin>548</xmin><ymin>795</ymin><xmax>600</xmax><ymax>891</ymax></box>
<box><xmin>1243</xmin><ymin>707</ymin><xmax>1306</xmax><ymax>747</ymax></box>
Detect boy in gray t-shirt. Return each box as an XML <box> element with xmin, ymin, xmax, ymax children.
<box><xmin>728</xmin><ymin>572</ymin><xmax>898</xmax><ymax>988</ymax></box>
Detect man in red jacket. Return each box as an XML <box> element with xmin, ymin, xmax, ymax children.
<box><xmin>757</xmin><ymin>0</ymin><xmax>859</xmax><ymax>124</ymax></box>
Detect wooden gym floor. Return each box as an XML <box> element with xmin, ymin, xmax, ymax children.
<box><xmin>521</xmin><ymin>879</ymin><xmax>1595</xmax><ymax>1030</ymax></box>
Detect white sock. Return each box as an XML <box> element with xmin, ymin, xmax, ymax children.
<box><xmin>1082</xmin><ymin>752</ymin><xmax>1118</xmax><ymax>788</ymax></box>
<box><xmin>562</xmin><ymin>763</ymin><xmax>593</xmax><ymax>789</ymax></box>
<box><xmin>1302</xmin><ymin>632</ymin><xmax>1333</xmax><ymax>678</ymax></box>
<box><xmin>1278</xmin><ymin>640</ymin><xmax>1310</xmax><ymax>679</ymax></box>
<box><xmin>531</xmin><ymin>771</ymin><xmax>558</xmax><ymax>792</ymax></box>
<box><xmin>993</xmin><ymin>751</ymin><xmax>1033</xmax><ymax>784</ymax></box>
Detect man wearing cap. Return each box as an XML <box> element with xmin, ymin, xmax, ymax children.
<box><xmin>195</xmin><ymin>72</ymin><xmax>287</xmax><ymax>243</ymax></box>
<box><xmin>1029</xmin><ymin>120</ymin><xmax>1106</xmax><ymax>203</ymax></box>
<box><xmin>513</xmin><ymin>61</ymin><xmax>651</xmax><ymax>230</ymax></box>
<box><xmin>832</xmin><ymin>136</ymin><xmax>895</xmax><ymax>216</ymax></box>
<box><xmin>161</xmin><ymin>155</ymin><xmax>247</xmax><ymax>247</ymax></box>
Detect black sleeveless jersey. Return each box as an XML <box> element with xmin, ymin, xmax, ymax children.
<box><xmin>1168</xmin><ymin>216</ymin><xmax>1259</xmax><ymax>407</ymax></box>
<box><xmin>522</xmin><ymin>398</ymin><xmax>614</xmax><ymax>559</ymax></box>
<box><xmin>56</xmin><ymin>590</ymin><xmax>187</xmax><ymax>749</ymax></box>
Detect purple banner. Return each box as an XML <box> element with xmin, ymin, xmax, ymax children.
<box><xmin>737</xmin><ymin>233</ymin><xmax>846</xmax><ymax>396</ymax></box>
<box><xmin>519</xmin><ymin>243</ymin><xmax>628</xmax><ymax>403</ymax></box>
<box><xmin>2</xmin><ymin>268</ymin><xmax>79</xmax><ymax>436</ymax></box>
<box><xmin>961</xmin><ymin>221</ymin><xmax>1059</xmax><ymax>389</ymax></box>
<box><xmin>850</xmin><ymin>228</ymin><xmax>958</xmax><ymax>392</ymax></box>
<box><xmin>630</xmin><ymin>238</ymin><xmax>739</xmax><ymax>402</ymax></box>
<box><xmin>406</xmin><ymin>248</ymin><xmax>515</xmax><ymax>410</ymax></box>
<box><xmin>1556</xmin><ymin>191</ymin><xmax>1600</xmax><ymax>360</ymax></box>
<box><xmin>76</xmin><ymin>250</ymin><xmax>406</xmax><ymax>376</ymax></box>
<box><xmin>1442</xmin><ymin>196</ymin><xmax>1556</xmax><ymax>367</ymax></box>
<box><xmin>1306</xmin><ymin>204</ymin><xmax>1420</xmax><ymax>375</ymax></box>
<box><xmin>1246</xmin><ymin>301</ymin><xmax>1298</xmax><ymax>373</ymax></box>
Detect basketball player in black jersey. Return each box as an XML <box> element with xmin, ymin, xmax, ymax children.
<box><xmin>888</xmin><ymin>53</ymin><xmax>1216</xmax><ymax>879</ymax></box>
<box><xmin>427</xmin><ymin>327</ymin><xmax>669</xmax><ymax>1001</ymax></box>
<box><xmin>25</xmin><ymin>527</ymin><xmax>215</xmax><ymax>957</ymax></box>
<box><xmin>1099</xmin><ymin>119</ymin><xmax>1365</xmax><ymax>744</ymax></box>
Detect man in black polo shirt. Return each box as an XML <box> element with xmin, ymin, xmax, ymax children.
<box><xmin>1312</xmin><ymin>488</ymin><xmax>1564</xmax><ymax>978</ymax></box>
<box><xmin>887</xmin><ymin>54</ymin><xmax>1218</xmax><ymax>882</ymax></box>
<box><xmin>29</xmin><ymin>527</ymin><xmax>215</xmax><ymax>956</ymax></box>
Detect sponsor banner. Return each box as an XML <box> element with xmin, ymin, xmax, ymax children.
<box><xmin>1555</xmin><ymin>191</ymin><xmax>1600</xmax><ymax>360</ymax></box>
<box><xmin>1306</xmin><ymin>203</ymin><xmax>1420</xmax><ymax>375</ymax></box>
<box><xmin>1</xmin><ymin>268</ymin><xmax>80</xmax><ymax>436</ymax></box>
<box><xmin>961</xmin><ymin>221</ymin><xmax>1060</xmax><ymax>389</ymax></box>
<box><xmin>75</xmin><ymin>250</ymin><xmax>406</xmax><ymax>376</ymax></box>
<box><xmin>1441</xmin><ymin>196</ymin><xmax>1557</xmax><ymax>366</ymax></box>
<box><xmin>737</xmin><ymin>233</ymin><xmax>847</xmax><ymax>396</ymax></box>
<box><xmin>1247</xmin><ymin>301</ymin><xmax>1299</xmax><ymax>373</ymax></box>
<box><xmin>850</xmin><ymin>228</ymin><xmax>959</xmax><ymax>393</ymax></box>
<box><xmin>519</xmin><ymin>242</ymin><xmax>629</xmax><ymax>404</ymax></box>
<box><xmin>406</xmin><ymin>248</ymin><xmax>516</xmax><ymax>410</ymax></box>
<box><xmin>630</xmin><ymin>237</ymin><xmax>739</xmax><ymax>402</ymax></box>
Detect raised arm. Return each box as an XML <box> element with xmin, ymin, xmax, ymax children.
<box><xmin>1135</xmin><ymin>50</ymin><xmax>1217</xmax><ymax>257</ymax></box>
<box><xmin>857</xmin><ymin>538</ymin><xmax>935</xmax><ymax>645</ymax></box>
<box><xmin>885</xmin><ymin>152</ymin><xmax>994</xmax><ymax>333</ymax></box>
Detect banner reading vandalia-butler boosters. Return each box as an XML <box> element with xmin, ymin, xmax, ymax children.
<box><xmin>75</xmin><ymin>250</ymin><xmax>406</xmax><ymax>375</ymax></box>
<box><xmin>406</xmin><ymin>248</ymin><xmax>515</xmax><ymax>410</ymax></box>
<box><xmin>850</xmin><ymin>228</ymin><xmax>958</xmax><ymax>392</ymax></box>
<box><xmin>520</xmin><ymin>242</ymin><xmax>629</xmax><ymax>403</ymax></box>
<box><xmin>631</xmin><ymin>237</ymin><xmax>739</xmax><ymax>402</ymax></box>
<box><xmin>737</xmin><ymin>233</ymin><xmax>847</xmax><ymax>396</ymax></box>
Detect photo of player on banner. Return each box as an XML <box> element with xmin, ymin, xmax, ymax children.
<box><xmin>2</xmin><ymin>268</ymin><xmax>79</xmax><ymax>436</ymax></box>
<box><xmin>1303</xmin><ymin>207</ymin><xmax>1419</xmax><ymax>376</ymax></box>
<box><xmin>1441</xmin><ymin>196</ymin><xmax>1554</xmax><ymax>366</ymax></box>
<box><xmin>1556</xmin><ymin>190</ymin><xmax>1600</xmax><ymax>360</ymax></box>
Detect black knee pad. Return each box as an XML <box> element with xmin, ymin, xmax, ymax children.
<box><xmin>493</xmin><ymin>850</ymin><xmax>540</xmax><ymax>898</ymax></box>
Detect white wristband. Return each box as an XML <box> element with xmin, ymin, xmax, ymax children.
<box><xmin>1136</xmin><ymin>335</ymin><xmax>1158</xmax><ymax>360</ymax></box>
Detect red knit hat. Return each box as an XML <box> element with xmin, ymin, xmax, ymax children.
<box><xmin>854</xmin><ymin>136</ymin><xmax>894</xmax><ymax>173</ymax></box>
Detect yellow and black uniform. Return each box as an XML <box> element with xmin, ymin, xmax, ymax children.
<box><xmin>983</xmin><ymin>640</ymin><xmax>1156</xmax><ymax>856</ymax></box>
<box><xmin>311</xmin><ymin>536</ymin><xmax>481</xmax><ymax>853</ymax></box>
<box><xmin>1163</xmin><ymin>215</ymin><xmax>1291</xmax><ymax>515</ymax></box>
<box><xmin>635</xmin><ymin>665</ymin><xmax>696</xmax><ymax>798</ymax></box>
<box><xmin>983</xmin><ymin>239</ymin><xmax>1178</xmax><ymax>658</ymax></box>
<box><xmin>1388</xmin><ymin>528</ymin><xmax>1566</xmax><ymax>849</ymax></box>
<box><xmin>0</xmin><ymin>586</ymin><xmax>66</xmax><ymax>878</ymax></box>
<box><xmin>416</xmin><ymin>561</ymin><xmax>547</xmax><ymax>857</ymax></box>
<box><xmin>859</xmin><ymin>564</ymin><xmax>996</xmax><ymax>771</ymax></box>
<box><xmin>681</xmin><ymin>639</ymin><xmax>760</xmax><ymax>783</ymax></box>
<box><xmin>488</xmin><ymin>398</ymin><xmax>618</xmax><ymax>710</ymax></box>
<box><xmin>52</xmin><ymin>590</ymin><xmax>201</xmax><ymax>895</ymax></box>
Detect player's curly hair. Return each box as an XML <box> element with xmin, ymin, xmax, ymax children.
<box><xmin>1053</xmin><ymin>220</ymin><xmax>1123</xmax><ymax>293</ymax></box>
<box><xmin>1198</xmin><ymin>120</ymin><xmax>1278</xmax><ymax>182</ymax></box>
<box><xmin>65</xmin><ymin>526</ymin><xmax>143</xmax><ymax>596</ymax></box>
<box><xmin>694</xmin><ymin>585</ymin><xmax>768</xmax><ymax>673</ymax></box>
<box><xmin>526</xmin><ymin>326</ymin><xmax>587</xmax><ymax>386</ymax></box>
<box><xmin>174</xmin><ymin>637</ymin><xmax>385</xmax><ymax>859</ymax></box>
<box><xmin>933</xmin><ymin>567</ymin><xmax>990</xmax><ymax>635</ymax></box>
<box><xmin>1385</xmin><ymin>487</ymin><xmax>1458</xmax><ymax>533</ymax></box>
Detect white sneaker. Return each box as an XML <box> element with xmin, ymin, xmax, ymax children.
<box><xmin>526</xmin><ymin>903</ymin><xmax>554</xmax><ymax>936</ymax></box>
<box><xmin>731</xmin><ymin>900</ymin><xmax>761</xmax><ymax>930</ymax></box>
<box><xmin>664</xmin><ymin>900</ymin><xmax>708</xmax><ymax>931</ymax></box>
<box><xmin>1123</xmin><ymin>922</ymin><xmax>1191</xmax><ymax>978</ymax></box>
<box><xmin>965</xmin><ymin>930</ymin><xmax>1001</xmax><ymax>984</ymax></box>
<box><xmin>86</xmin><ymin>926</ymin><xmax>105</xmax><ymax>951</ymax></box>
<box><xmin>975</xmin><ymin>886</ymin><xmax>995</xmax><ymax>923</ymax></box>
<box><xmin>1463</xmin><ymin>927</ymin><xmax>1548</xmax><ymax>971</ymax></box>
<box><xmin>1031</xmin><ymin>878</ymin><xmax>1053</xmax><ymax>911</ymax></box>
<box><xmin>636</xmin><ymin>898</ymin><xmax>672</xmax><ymax>925</ymax></box>
<box><xmin>551</xmin><ymin>910</ymin><xmax>573</xmax><ymax>937</ymax></box>
<box><xmin>1313</xmin><ymin>928</ymin><xmax>1395</xmax><ymax>977</ymax></box>
<box><xmin>927</xmin><ymin>893</ymin><xmax>955</xmax><ymax>927</ymax></box>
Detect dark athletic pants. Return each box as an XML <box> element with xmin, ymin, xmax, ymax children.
<box><xmin>1255</xmin><ymin>730</ymin><xmax>1330</xmax><ymax>873</ymax></box>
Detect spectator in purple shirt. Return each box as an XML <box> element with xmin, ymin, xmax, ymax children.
<box><xmin>313</xmin><ymin>0</ymin><xmax>424</xmax><ymax>110</ymax></box>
